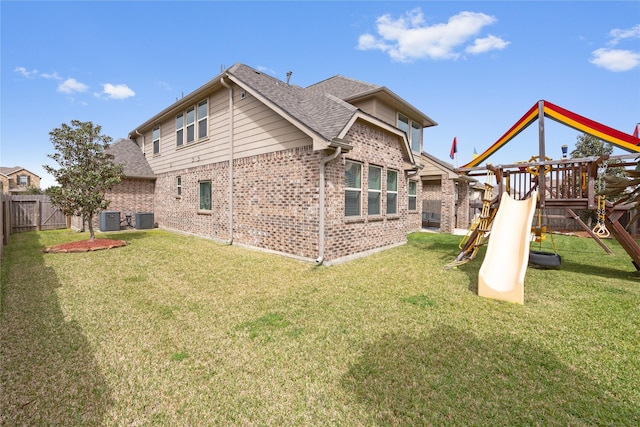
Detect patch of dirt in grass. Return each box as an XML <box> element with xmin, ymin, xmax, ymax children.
<box><xmin>43</xmin><ymin>238</ymin><xmax>127</xmax><ymax>253</ymax></box>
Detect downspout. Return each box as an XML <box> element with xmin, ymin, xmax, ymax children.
<box><xmin>220</xmin><ymin>76</ymin><xmax>234</xmax><ymax>244</ymax></box>
<box><xmin>135</xmin><ymin>129</ymin><xmax>145</xmax><ymax>153</ymax></box>
<box><xmin>316</xmin><ymin>147</ymin><xmax>342</xmax><ymax>265</ymax></box>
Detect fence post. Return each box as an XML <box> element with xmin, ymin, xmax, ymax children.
<box><xmin>35</xmin><ymin>199</ymin><xmax>41</xmax><ymax>231</ymax></box>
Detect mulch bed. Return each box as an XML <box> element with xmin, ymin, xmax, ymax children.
<box><xmin>43</xmin><ymin>238</ymin><xmax>127</xmax><ymax>253</ymax></box>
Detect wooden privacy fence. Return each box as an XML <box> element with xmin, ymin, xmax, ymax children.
<box><xmin>9</xmin><ymin>195</ymin><xmax>68</xmax><ymax>234</ymax></box>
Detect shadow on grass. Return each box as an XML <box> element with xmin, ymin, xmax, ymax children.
<box><xmin>342</xmin><ymin>325</ymin><xmax>637</xmax><ymax>426</ymax></box>
<box><xmin>1</xmin><ymin>231</ymin><xmax>113</xmax><ymax>424</ymax></box>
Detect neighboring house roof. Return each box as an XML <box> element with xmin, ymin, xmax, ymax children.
<box><xmin>107</xmin><ymin>139</ymin><xmax>156</xmax><ymax>179</ymax></box>
<box><xmin>0</xmin><ymin>166</ymin><xmax>41</xmax><ymax>178</ymax></box>
<box><xmin>129</xmin><ymin>63</ymin><xmax>435</xmax><ymax>165</ymax></box>
<box><xmin>420</xmin><ymin>152</ymin><xmax>477</xmax><ymax>182</ymax></box>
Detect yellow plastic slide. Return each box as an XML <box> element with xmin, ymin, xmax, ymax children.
<box><xmin>478</xmin><ymin>191</ymin><xmax>538</xmax><ymax>304</ymax></box>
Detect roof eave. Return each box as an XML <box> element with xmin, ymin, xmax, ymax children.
<box><xmin>345</xmin><ymin>87</ymin><xmax>438</xmax><ymax>128</ymax></box>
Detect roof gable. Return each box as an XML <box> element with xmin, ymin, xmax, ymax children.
<box><xmin>0</xmin><ymin>166</ymin><xmax>40</xmax><ymax>178</ymax></box>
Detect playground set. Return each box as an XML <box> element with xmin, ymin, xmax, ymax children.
<box><xmin>447</xmin><ymin>100</ymin><xmax>640</xmax><ymax>304</ymax></box>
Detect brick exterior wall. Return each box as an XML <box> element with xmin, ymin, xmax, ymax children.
<box><xmin>440</xmin><ymin>177</ymin><xmax>455</xmax><ymax>233</ymax></box>
<box><xmin>74</xmin><ymin>178</ymin><xmax>155</xmax><ymax>231</ymax></box>
<box><xmin>154</xmin><ymin>146</ymin><xmax>322</xmax><ymax>259</ymax></box>
<box><xmin>455</xmin><ymin>180</ymin><xmax>470</xmax><ymax>229</ymax></box>
<box><xmin>322</xmin><ymin>121</ymin><xmax>421</xmax><ymax>261</ymax></box>
<box><xmin>151</xmin><ymin>120</ymin><xmax>419</xmax><ymax>263</ymax></box>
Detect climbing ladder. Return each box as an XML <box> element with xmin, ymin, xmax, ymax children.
<box><xmin>445</xmin><ymin>175</ymin><xmax>498</xmax><ymax>269</ymax></box>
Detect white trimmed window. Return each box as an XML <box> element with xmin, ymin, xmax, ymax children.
<box><xmin>387</xmin><ymin>170</ymin><xmax>398</xmax><ymax>214</ymax></box>
<box><xmin>408</xmin><ymin>180</ymin><xmax>417</xmax><ymax>211</ymax></box>
<box><xmin>199</xmin><ymin>181</ymin><xmax>212</xmax><ymax>211</ymax></box>
<box><xmin>345</xmin><ymin>161</ymin><xmax>362</xmax><ymax>217</ymax></box>
<box><xmin>368</xmin><ymin>165</ymin><xmax>382</xmax><ymax>215</ymax></box>
<box><xmin>397</xmin><ymin>113</ymin><xmax>422</xmax><ymax>153</ymax></box>
<box><xmin>18</xmin><ymin>175</ymin><xmax>29</xmax><ymax>186</ymax></box>
<box><xmin>152</xmin><ymin>126</ymin><xmax>160</xmax><ymax>155</ymax></box>
<box><xmin>176</xmin><ymin>176</ymin><xmax>182</xmax><ymax>196</ymax></box>
<box><xmin>411</xmin><ymin>121</ymin><xmax>421</xmax><ymax>153</ymax></box>
<box><xmin>197</xmin><ymin>99</ymin><xmax>208</xmax><ymax>139</ymax></box>
<box><xmin>186</xmin><ymin>106</ymin><xmax>195</xmax><ymax>143</ymax></box>
<box><xmin>176</xmin><ymin>113</ymin><xmax>184</xmax><ymax>146</ymax></box>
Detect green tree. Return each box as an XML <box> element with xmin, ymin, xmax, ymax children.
<box><xmin>43</xmin><ymin>120</ymin><xmax>124</xmax><ymax>239</ymax></box>
<box><xmin>571</xmin><ymin>133</ymin><xmax>624</xmax><ymax>193</ymax></box>
<box><xmin>570</xmin><ymin>133</ymin><xmax>614</xmax><ymax>159</ymax></box>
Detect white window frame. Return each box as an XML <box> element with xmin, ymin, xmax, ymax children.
<box><xmin>176</xmin><ymin>176</ymin><xmax>182</xmax><ymax>196</ymax></box>
<box><xmin>397</xmin><ymin>112</ymin><xmax>422</xmax><ymax>154</ymax></box>
<box><xmin>197</xmin><ymin>99</ymin><xmax>208</xmax><ymax>139</ymax></box>
<box><xmin>199</xmin><ymin>180</ymin><xmax>212</xmax><ymax>211</ymax></box>
<box><xmin>18</xmin><ymin>175</ymin><xmax>28</xmax><ymax>186</ymax></box>
<box><xmin>186</xmin><ymin>106</ymin><xmax>195</xmax><ymax>143</ymax></box>
<box><xmin>408</xmin><ymin>180</ymin><xmax>417</xmax><ymax>211</ymax></box>
<box><xmin>345</xmin><ymin>161</ymin><xmax>362</xmax><ymax>217</ymax></box>
<box><xmin>387</xmin><ymin>170</ymin><xmax>398</xmax><ymax>215</ymax></box>
<box><xmin>368</xmin><ymin>165</ymin><xmax>382</xmax><ymax>216</ymax></box>
<box><xmin>176</xmin><ymin>113</ymin><xmax>184</xmax><ymax>147</ymax></box>
<box><xmin>152</xmin><ymin>125</ymin><xmax>160</xmax><ymax>155</ymax></box>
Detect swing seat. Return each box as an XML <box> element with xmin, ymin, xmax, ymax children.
<box><xmin>529</xmin><ymin>250</ymin><xmax>562</xmax><ymax>268</ymax></box>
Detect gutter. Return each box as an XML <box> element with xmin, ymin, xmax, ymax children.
<box><xmin>220</xmin><ymin>76</ymin><xmax>234</xmax><ymax>245</ymax></box>
<box><xmin>316</xmin><ymin>146</ymin><xmax>342</xmax><ymax>265</ymax></box>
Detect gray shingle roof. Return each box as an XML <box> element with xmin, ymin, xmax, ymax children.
<box><xmin>0</xmin><ymin>166</ymin><xmax>40</xmax><ymax>178</ymax></box>
<box><xmin>227</xmin><ymin>64</ymin><xmax>354</xmax><ymax>141</ymax></box>
<box><xmin>0</xmin><ymin>166</ymin><xmax>22</xmax><ymax>176</ymax></box>
<box><xmin>107</xmin><ymin>139</ymin><xmax>155</xmax><ymax>179</ymax></box>
<box><xmin>129</xmin><ymin>62</ymin><xmax>434</xmax><ymax>148</ymax></box>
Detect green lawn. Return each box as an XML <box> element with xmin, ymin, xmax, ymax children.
<box><xmin>1</xmin><ymin>229</ymin><xmax>639</xmax><ymax>425</ymax></box>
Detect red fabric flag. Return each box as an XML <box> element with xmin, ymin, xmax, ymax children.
<box><xmin>634</xmin><ymin>123</ymin><xmax>639</xmax><ymax>138</ymax></box>
<box><xmin>449</xmin><ymin>137</ymin><xmax>457</xmax><ymax>159</ymax></box>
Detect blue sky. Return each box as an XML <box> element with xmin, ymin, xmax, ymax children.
<box><xmin>2</xmin><ymin>1</ymin><xmax>639</xmax><ymax>189</ymax></box>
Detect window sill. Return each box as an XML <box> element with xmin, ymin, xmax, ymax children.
<box><xmin>344</xmin><ymin>216</ymin><xmax>364</xmax><ymax>224</ymax></box>
<box><xmin>386</xmin><ymin>214</ymin><xmax>400</xmax><ymax>220</ymax></box>
<box><xmin>177</xmin><ymin>136</ymin><xmax>210</xmax><ymax>150</ymax></box>
<box><xmin>197</xmin><ymin>210</ymin><xmax>212</xmax><ymax>215</ymax></box>
<box><xmin>368</xmin><ymin>215</ymin><xmax>384</xmax><ymax>222</ymax></box>
<box><xmin>175</xmin><ymin>196</ymin><xmax>182</xmax><ymax>200</ymax></box>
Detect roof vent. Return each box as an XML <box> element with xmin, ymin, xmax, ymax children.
<box><xmin>286</xmin><ymin>71</ymin><xmax>292</xmax><ymax>85</ymax></box>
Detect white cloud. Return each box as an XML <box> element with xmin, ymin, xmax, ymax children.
<box><xmin>41</xmin><ymin>71</ymin><xmax>63</xmax><ymax>80</ymax></box>
<box><xmin>465</xmin><ymin>35</ymin><xmax>510</xmax><ymax>54</ymax></box>
<box><xmin>357</xmin><ymin>8</ymin><xmax>507</xmax><ymax>62</ymax></box>
<box><xmin>58</xmin><ymin>78</ymin><xmax>89</xmax><ymax>94</ymax></box>
<box><xmin>14</xmin><ymin>66</ymin><xmax>38</xmax><ymax>78</ymax></box>
<box><xmin>101</xmin><ymin>83</ymin><xmax>135</xmax><ymax>100</ymax></box>
<box><xmin>590</xmin><ymin>48</ymin><xmax>640</xmax><ymax>72</ymax></box>
<box><xmin>608</xmin><ymin>24</ymin><xmax>640</xmax><ymax>46</ymax></box>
